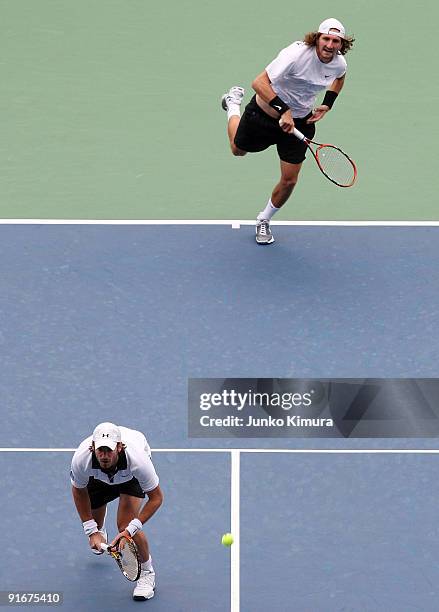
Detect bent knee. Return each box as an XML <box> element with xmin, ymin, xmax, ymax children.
<box><xmin>117</xmin><ymin>516</ymin><xmax>135</xmax><ymax>532</ymax></box>
<box><xmin>280</xmin><ymin>176</ymin><xmax>298</xmax><ymax>189</ymax></box>
<box><xmin>231</xmin><ymin>144</ymin><xmax>247</xmax><ymax>157</ymax></box>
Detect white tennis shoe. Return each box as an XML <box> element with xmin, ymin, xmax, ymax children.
<box><xmin>133</xmin><ymin>569</ymin><xmax>156</xmax><ymax>601</ymax></box>
<box><xmin>221</xmin><ymin>86</ymin><xmax>245</xmax><ymax>111</ymax></box>
<box><xmin>256</xmin><ymin>219</ymin><xmax>274</xmax><ymax>245</ymax></box>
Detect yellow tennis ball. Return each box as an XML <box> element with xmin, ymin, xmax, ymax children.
<box><xmin>221</xmin><ymin>533</ymin><xmax>234</xmax><ymax>547</ymax></box>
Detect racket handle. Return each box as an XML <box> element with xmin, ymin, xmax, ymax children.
<box><xmin>292</xmin><ymin>127</ymin><xmax>306</xmax><ymax>141</ymax></box>
<box><xmin>100</xmin><ymin>543</ymin><xmax>110</xmax><ymax>552</ymax></box>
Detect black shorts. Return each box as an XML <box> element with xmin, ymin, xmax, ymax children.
<box><xmin>234</xmin><ymin>95</ymin><xmax>316</xmax><ymax>164</ymax></box>
<box><xmin>87</xmin><ymin>476</ymin><xmax>145</xmax><ymax>509</ymax></box>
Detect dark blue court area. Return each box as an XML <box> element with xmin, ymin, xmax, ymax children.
<box><xmin>241</xmin><ymin>452</ymin><xmax>439</xmax><ymax>612</ymax></box>
<box><xmin>3</xmin><ymin>449</ymin><xmax>439</xmax><ymax>611</ymax></box>
<box><xmin>0</xmin><ymin>224</ymin><xmax>439</xmax><ymax>449</ymax></box>
<box><xmin>2</xmin><ymin>223</ymin><xmax>439</xmax><ymax>610</ymax></box>
<box><xmin>1</xmin><ymin>451</ymin><xmax>230</xmax><ymax>611</ymax></box>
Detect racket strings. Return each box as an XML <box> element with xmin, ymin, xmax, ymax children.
<box><xmin>316</xmin><ymin>145</ymin><xmax>356</xmax><ymax>187</ymax></box>
<box><xmin>119</xmin><ymin>539</ymin><xmax>140</xmax><ymax>581</ymax></box>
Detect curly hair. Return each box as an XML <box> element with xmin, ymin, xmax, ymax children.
<box><xmin>303</xmin><ymin>31</ymin><xmax>355</xmax><ymax>55</ymax></box>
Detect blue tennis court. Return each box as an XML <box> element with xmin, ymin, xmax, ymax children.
<box><xmin>2</xmin><ymin>449</ymin><xmax>439</xmax><ymax>611</ymax></box>
<box><xmin>1</xmin><ymin>223</ymin><xmax>439</xmax><ymax>448</ymax></box>
<box><xmin>2</xmin><ymin>222</ymin><xmax>439</xmax><ymax>611</ymax></box>
<box><xmin>241</xmin><ymin>451</ymin><xmax>439</xmax><ymax>611</ymax></box>
<box><xmin>1</xmin><ymin>450</ymin><xmax>230</xmax><ymax>611</ymax></box>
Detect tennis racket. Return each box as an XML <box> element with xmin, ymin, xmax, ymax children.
<box><xmin>100</xmin><ymin>536</ymin><xmax>141</xmax><ymax>582</ymax></box>
<box><xmin>293</xmin><ymin>127</ymin><xmax>357</xmax><ymax>188</ymax></box>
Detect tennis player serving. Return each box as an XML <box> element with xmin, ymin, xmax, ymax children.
<box><xmin>71</xmin><ymin>423</ymin><xmax>163</xmax><ymax>601</ymax></box>
<box><xmin>221</xmin><ymin>18</ymin><xmax>355</xmax><ymax>244</ymax></box>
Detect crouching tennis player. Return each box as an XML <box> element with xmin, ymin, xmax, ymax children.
<box><xmin>71</xmin><ymin>423</ymin><xmax>163</xmax><ymax>601</ymax></box>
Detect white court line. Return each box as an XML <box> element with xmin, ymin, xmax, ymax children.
<box><xmin>1</xmin><ymin>448</ymin><xmax>439</xmax><ymax>453</ymax></box>
<box><xmin>2</xmin><ymin>445</ymin><xmax>437</xmax><ymax>612</ymax></box>
<box><xmin>0</xmin><ymin>448</ymin><xmax>78</xmax><ymax>452</ymax></box>
<box><xmin>0</xmin><ymin>219</ymin><xmax>439</xmax><ymax>227</ymax></box>
<box><xmin>231</xmin><ymin>450</ymin><xmax>240</xmax><ymax>612</ymax></box>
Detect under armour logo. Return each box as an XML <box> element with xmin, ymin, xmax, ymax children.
<box><xmin>102</xmin><ymin>433</ymin><xmax>110</xmax><ymax>437</ymax></box>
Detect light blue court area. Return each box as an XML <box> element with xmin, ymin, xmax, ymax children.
<box><xmin>1</xmin><ymin>451</ymin><xmax>230</xmax><ymax>611</ymax></box>
<box><xmin>241</xmin><ymin>452</ymin><xmax>439</xmax><ymax>611</ymax></box>
<box><xmin>1</xmin><ymin>223</ymin><xmax>439</xmax><ymax>448</ymax></box>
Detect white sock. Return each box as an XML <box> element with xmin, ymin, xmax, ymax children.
<box><xmin>141</xmin><ymin>556</ymin><xmax>153</xmax><ymax>571</ymax></box>
<box><xmin>227</xmin><ymin>106</ymin><xmax>241</xmax><ymax>121</ymax></box>
<box><xmin>257</xmin><ymin>199</ymin><xmax>280</xmax><ymax>221</ymax></box>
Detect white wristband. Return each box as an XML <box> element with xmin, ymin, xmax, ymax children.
<box><xmin>126</xmin><ymin>518</ymin><xmax>142</xmax><ymax>537</ymax></box>
<box><xmin>83</xmin><ymin>519</ymin><xmax>99</xmax><ymax>537</ymax></box>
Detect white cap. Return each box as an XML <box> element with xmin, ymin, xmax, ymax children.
<box><xmin>318</xmin><ymin>18</ymin><xmax>346</xmax><ymax>40</ymax></box>
<box><xmin>92</xmin><ymin>422</ymin><xmax>121</xmax><ymax>450</ymax></box>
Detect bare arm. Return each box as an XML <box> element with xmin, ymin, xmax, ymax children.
<box><xmin>252</xmin><ymin>70</ymin><xmax>296</xmax><ymax>133</ymax></box>
<box><xmin>327</xmin><ymin>74</ymin><xmax>345</xmax><ymax>95</ymax></box>
<box><xmin>307</xmin><ymin>74</ymin><xmax>346</xmax><ymax>124</ymax></box>
<box><xmin>72</xmin><ymin>485</ymin><xmax>106</xmax><ymax>551</ymax></box>
<box><xmin>251</xmin><ymin>70</ymin><xmax>278</xmax><ymax>103</ymax></box>
<box><xmin>110</xmin><ymin>485</ymin><xmax>164</xmax><ymax>548</ymax></box>
<box><xmin>72</xmin><ymin>484</ymin><xmax>93</xmax><ymax>522</ymax></box>
<box><xmin>138</xmin><ymin>485</ymin><xmax>164</xmax><ymax>524</ymax></box>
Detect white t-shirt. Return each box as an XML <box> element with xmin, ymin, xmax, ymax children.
<box><xmin>70</xmin><ymin>426</ymin><xmax>159</xmax><ymax>492</ymax></box>
<box><xmin>266</xmin><ymin>41</ymin><xmax>347</xmax><ymax>118</ymax></box>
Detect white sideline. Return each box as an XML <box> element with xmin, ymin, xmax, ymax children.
<box><xmin>0</xmin><ymin>219</ymin><xmax>439</xmax><ymax>227</ymax></box>
<box><xmin>2</xmin><ymin>446</ymin><xmax>438</xmax><ymax>612</ymax></box>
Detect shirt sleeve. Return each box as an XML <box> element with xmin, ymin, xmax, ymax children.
<box><xmin>336</xmin><ymin>56</ymin><xmax>347</xmax><ymax>79</ymax></box>
<box><xmin>70</xmin><ymin>452</ymin><xmax>89</xmax><ymax>488</ymax></box>
<box><xmin>266</xmin><ymin>43</ymin><xmax>300</xmax><ymax>82</ymax></box>
<box><xmin>131</xmin><ymin>452</ymin><xmax>160</xmax><ymax>493</ymax></box>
